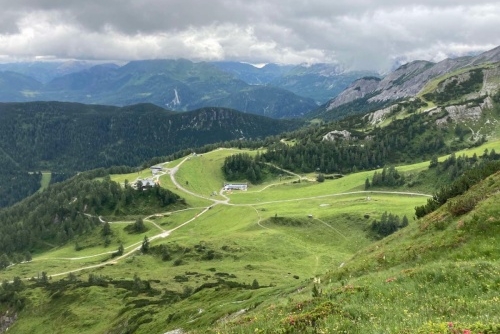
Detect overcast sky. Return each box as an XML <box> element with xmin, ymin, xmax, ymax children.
<box><xmin>0</xmin><ymin>0</ymin><xmax>499</xmax><ymax>71</ymax></box>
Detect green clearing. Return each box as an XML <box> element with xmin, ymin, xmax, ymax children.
<box><xmin>210</xmin><ymin>171</ymin><xmax>500</xmax><ymax>334</ymax></box>
<box><xmin>158</xmin><ymin>173</ymin><xmax>212</xmax><ymax>207</ymax></box>
<box><xmin>11</xmin><ymin>286</ymin><xmax>129</xmax><ymax>334</ymax></box>
<box><xmin>37</xmin><ymin>172</ymin><xmax>51</xmax><ymax>193</ymax></box>
<box><xmin>110</xmin><ymin>168</ymin><xmax>153</xmax><ymax>184</ymax></box>
<box><xmin>227</xmin><ymin>166</ymin><xmax>431</xmax><ymax>205</ymax></box>
<box><xmin>174</xmin><ymin>148</ymin><xmax>257</xmax><ymax>200</ymax></box>
<box><xmin>0</xmin><ymin>208</ymin><xmax>207</xmax><ymax>281</ymax></box>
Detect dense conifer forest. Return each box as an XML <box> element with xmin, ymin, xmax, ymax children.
<box><xmin>0</xmin><ymin>167</ymin><xmax>183</xmax><ymax>266</ymax></box>
<box><xmin>0</xmin><ymin>101</ymin><xmax>300</xmax><ymax>208</ymax></box>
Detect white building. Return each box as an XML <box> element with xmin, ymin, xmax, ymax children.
<box><xmin>223</xmin><ymin>183</ymin><xmax>248</xmax><ymax>191</ymax></box>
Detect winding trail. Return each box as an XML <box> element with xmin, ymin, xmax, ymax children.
<box><xmin>11</xmin><ymin>152</ymin><xmax>433</xmax><ymax>281</ymax></box>
<box><xmin>49</xmin><ymin>206</ymin><xmax>212</xmax><ymax>278</ymax></box>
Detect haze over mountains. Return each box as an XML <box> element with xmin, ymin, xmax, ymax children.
<box><xmin>0</xmin><ymin>59</ymin><xmax>377</xmax><ymax>118</ymax></box>
<box><xmin>2</xmin><ymin>45</ymin><xmax>500</xmax><ymax>122</ymax></box>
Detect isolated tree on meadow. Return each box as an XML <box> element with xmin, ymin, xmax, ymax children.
<box><xmin>133</xmin><ymin>218</ymin><xmax>146</xmax><ymax>233</ymax></box>
<box><xmin>141</xmin><ymin>236</ymin><xmax>150</xmax><ymax>253</ymax></box>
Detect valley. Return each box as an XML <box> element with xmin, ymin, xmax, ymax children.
<box><xmin>0</xmin><ymin>147</ymin><xmax>436</xmax><ymax>333</ymax></box>
<box><xmin>1</xmin><ymin>46</ymin><xmax>500</xmax><ymax>333</ymax></box>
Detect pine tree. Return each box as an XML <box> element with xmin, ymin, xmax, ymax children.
<box><xmin>102</xmin><ymin>221</ymin><xmax>112</xmax><ymax>236</ymax></box>
<box><xmin>401</xmin><ymin>215</ymin><xmax>409</xmax><ymax>227</ymax></box>
<box><xmin>141</xmin><ymin>236</ymin><xmax>150</xmax><ymax>253</ymax></box>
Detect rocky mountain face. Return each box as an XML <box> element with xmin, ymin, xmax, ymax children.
<box><xmin>310</xmin><ymin>45</ymin><xmax>500</xmax><ymax>120</ymax></box>
<box><xmin>325</xmin><ymin>76</ymin><xmax>381</xmax><ymax>110</ymax></box>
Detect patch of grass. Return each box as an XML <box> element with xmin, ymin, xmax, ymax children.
<box><xmin>174</xmin><ymin>148</ymin><xmax>257</xmax><ymax>200</ymax></box>
<box><xmin>7</xmin><ymin>148</ymin><xmax>497</xmax><ymax>333</ymax></box>
<box><xmin>110</xmin><ymin>169</ymin><xmax>153</xmax><ymax>185</ymax></box>
<box><xmin>37</xmin><ymin>172</ymin><xmax>51</xmax><ymax>193</ymax></box>
<box><xmin>158</xmin><ymin>174</ymin><xmax>212</xmax><ymax>207</ymax></box>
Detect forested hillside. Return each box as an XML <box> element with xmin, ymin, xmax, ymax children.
<box><xmin>254</xmin><ymin>109</ymin><xmax>479</xmax><ymax>174</ymax></box>
<box><xmin>0</xmin><ymin>101</ymin><xmax>300</xmax><ymax>208</ymax></box>
<box><xmin>0</xmin><ymin>167</ymin><xmax>183</xmax><ymax>264</ymax></box>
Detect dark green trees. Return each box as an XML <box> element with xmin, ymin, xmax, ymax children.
<box><xmin>141</xmin><ymin>236</ymin><xmax>150</xmax><ymax>253</ymax></box>
<box><xmin>222</xmin><ymin>153</ymin><xmax>263</xmax><ymax>184</ymax></box>
<box><xmin>370</xmin><ymin>212</ymin><xmax>409</xmax><ymax>238</ymax></box>
<box><xmin>129</xmin><ymin>218</ymin><xmax>147</xmax><ymax>234</ymax></box>
<box><xmin>0</xmin><ymin>169</ymin><xmax>181</xmax><ymax>257</ymax></box>
<box><xmin>371</xmin><ymin>166</ymin><xmax>405</xmax><ymax>187</ymax></box>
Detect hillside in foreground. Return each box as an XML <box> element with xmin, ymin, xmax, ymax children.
<box><xmin>213</xmin><ymin>167</ymin><xmax>500</xmax><ymax>333</ymax></box>
<box><xmin>1</xmin><ymin>140</ymin><xmax>499</xmax><ymax>333</ymax></box>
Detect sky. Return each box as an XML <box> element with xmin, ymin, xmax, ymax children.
<box><xmin>0</xmin><ymin>0</ymin><xmax>499</xmax><ymax>71</ymax></box>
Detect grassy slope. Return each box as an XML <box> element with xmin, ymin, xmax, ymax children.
<box><xmin>3</xmin><ymin>140</ymin><xmax>500</xmax><ymax>333</ymax></box>
<box><xmin>174</xmin><ymin>149</ymin><xmax>254</xmax><ymax>201</ymax></box>
<box><xmin>37</xmin><ymin>172</ymin><xmax>51</xmax><ymax>193</ymax></box>
<box><xmin>214</xmin><ymin>171</ymin><xmax>500</xmax><ymax>333</ymax></box>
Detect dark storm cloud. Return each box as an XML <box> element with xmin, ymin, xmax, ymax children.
<box><xmin>0</xmin><ymin>0</ymin><xmax>499</xmax><ymax>70</ymax></box>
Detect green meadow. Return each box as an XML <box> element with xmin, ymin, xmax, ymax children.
<box><xmin>4</xmin><ymin>141</ymin><xmax>500</xmax><ymax>334</ymax></box>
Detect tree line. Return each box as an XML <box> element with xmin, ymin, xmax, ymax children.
<box><xmin>415</xmin><ymin>151</ymin><xmax>500</xmax><ymax>218</ymax></box>
<box><xmin>365</xmin><ymin>166</ymin><xmax>405</xmax><ymax>189</ymax></box>
<box><xmin>222</xmin><ymin>153</ymin><xmax>265</xmax><ymax>183</ymax></box>
<box><xmin>370</xmin><ymin>212</ymin><xmax>409</xmax><ymax>238</ymax></box>
<box><xmin>0</xmin><ymin>167</ymin><xmax>183</xmax><ymax>267</ymax></box>
<box><xmin>254</xmin><ymin>109</ymin><xmax>461</xmax><ymax>175</ymax></box>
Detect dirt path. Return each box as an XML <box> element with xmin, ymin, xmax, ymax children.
<box><xmin>233</xmin><ymin>190</ymin><xmax>432</xmax><ymax>207</ymax></box>
<box><xmin>19</xmin><ymin>152</ymin><xmax>432</xmax><ymax>280</ymax></box>
<box><xmin>49</xmin><ymin>206</ymin><xmax>212</xmax><ymax>278</ymax></box>
<box><xmin>314</xmin><ymin>218</ymin><xmax>347</xmax><ymax>239</ymax></box>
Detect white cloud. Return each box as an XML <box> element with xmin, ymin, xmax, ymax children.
<box><xmin>0</xmin><ymin>1</ymin><xmax>499</xmax><ymax>70</ymax></box>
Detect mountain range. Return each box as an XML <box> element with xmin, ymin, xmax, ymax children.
<box><xmin>1</xmin><ymin>44</ymin><xmax>500</xmax><ymax>333</ymax></box>
<box><xmin>310</xmin><ymin>45</ymin><xmax>500</xmax><ymax>120</ymax></box>
<box><xmin>0</xmin><ymin>59</ymin><xmax>378</xmax><ymax>118</ymax></box>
